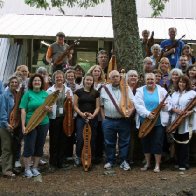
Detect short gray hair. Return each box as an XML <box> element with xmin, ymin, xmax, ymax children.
<box><xmin>126</xmin><ymin>70</ymin><xmax>138</xmax><ymax>80</ymax></box>
<box><xmin>151</xmin><ymin>44</ymin><xmax>161</xmax><ymax>53</ymax></box>
<box><xmin>36</xmin><ymin>67</ymin><xmax>47</xmax><ymax>74</ymax></box>
<box><xmin>145</xmin><ymin>73</ymin><xmax>156</xmax><ymax>81</ymax></box>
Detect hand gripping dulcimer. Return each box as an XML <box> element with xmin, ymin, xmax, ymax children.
<box><xmin>167</xmin><ymin>96</ymin><xmax>196</xmax><ymax>133</ymax></box>
<box><xmin>139</xmin><ymin>92</ymin><xmax>170</xmax><ymax>138</ymax></box>
<box><xmin>24</xmin><ymin>90</ymin><xmax>60</xmax><ymax>134</ymax></box>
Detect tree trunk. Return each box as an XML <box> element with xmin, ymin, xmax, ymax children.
<box><xmin>111</xmin><ymin>0</ymin><xmax>143</xmax><ymax>74</ymax></box>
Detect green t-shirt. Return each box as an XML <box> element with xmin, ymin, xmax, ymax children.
<box><xmin>19</xmin><ymin>90</ymin><xmax>49</xmax><ymax>125</ymax></box>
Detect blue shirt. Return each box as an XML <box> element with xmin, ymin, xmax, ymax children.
<box><xmin>160</xmin><ymin>39</ymin><xmax>184</xmax><ymax>68</ymax></box>
<box><xmin>0</xmin><ymin>88</ymin><xmax>14</xmax><ymax>128</ymax></box>
<box><xmin>140</xmin><ymin>86</ymin><xmax>161</xmax><ymax>126</ymax></box>
<box><xmin>0</xmin><ymin>80</ymin><xmax>4</xmax><ymax>95</ymax></box>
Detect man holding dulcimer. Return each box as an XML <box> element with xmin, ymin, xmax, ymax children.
<box><xmin>46</xmin><ymin>32</ymin><xmax>74</xmax><ymax>73</ymax></box>
<box><xmin>100</xmin><ymin>70</ymin><xmax>134</xmax><ymax>171</ymax></box>
<box><xmin>160</xmin><ymin>27</ymin><xmax>185</xmax><ymax>69</ymax></box>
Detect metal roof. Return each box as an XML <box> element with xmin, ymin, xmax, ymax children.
<box><xmin>0</xmin><ymin>14</ymin><xmax>196</xmax><ymax>41</ymax></box>
<box><xmin>0</xmin><ymin>0</ymin><xmax>196</xmax><ymax>18</ymax></box>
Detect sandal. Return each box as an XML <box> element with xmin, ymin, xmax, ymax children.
<box><xmin>3</xmin><ymin>171</ymin><xmax>16</xmax><ymax>178</ymax></box>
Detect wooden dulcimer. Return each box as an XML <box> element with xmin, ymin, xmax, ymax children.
<box><xmin>119</xmin><ymin>69</ymin><xmax>134</xmax><ymax>118</ymax></box>
<box><xmin>167</xmin><ymin>96</ymin><xmax>196</xmax><ymax>133</ymax></box>
<box><xmin>63</xmin><ymin>91</ymin><xmax>74</xmax><ymax>137</ymax></box>
<box><xmin>81</xmin><ymin>113</ymin><xmax>92</xmax><ymax>172</ymax></box>
<box><xmin>139</xmin><ymin>92</ymin><xmax>170</xmax><ymax>138</ymax></box>
<box><xmin>25</xmin><ymin>90</ymin><xmax>60</xmax><ymax>134</ymax></box>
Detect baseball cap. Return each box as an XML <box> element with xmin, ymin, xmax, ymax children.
<box><xmin>56</xmin><ymin>32</ymin><xmax>65</xmax><ymax>37</ymax></box>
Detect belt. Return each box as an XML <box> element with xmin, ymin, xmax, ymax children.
<box><xmin>105</xmin><ymin>116</ymin><xmax>125</xmax><ymax>120</ymax></box>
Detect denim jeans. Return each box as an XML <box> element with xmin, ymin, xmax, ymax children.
<box><xmin>102</xmin><ymin>118</ymin><xmax>131</xmax><ymax>164</ymax></box>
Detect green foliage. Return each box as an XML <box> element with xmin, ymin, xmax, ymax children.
<box><xmin>25</xmin><ymin>0</ymin><xmax>105</xmax><ymax>9</ymax></box>
<box><xmin>149</xmin><ymin>0</ymin><xmax>169</xmax><ymax>17</ymax></box>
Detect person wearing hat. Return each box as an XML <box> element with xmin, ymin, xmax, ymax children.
<box><xmin>46</xmin><ymin>32</ymin><xmax>72</xmax><ymax>73</ymax></box>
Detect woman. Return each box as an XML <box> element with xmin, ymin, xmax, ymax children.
<box><xmin>47</xmin><ymin>70</ymin><xmax>73</xmax><ymax>169</ymax></box>
<box><xmin>126</xmin><ymin>70</ymin><xmax>143</xmax><ymax>163</ymax></box>
<box><xmin>153</xmin><ymin>69</ymin><xmax>162</xmax><ymax>85</ymax></box>
<box><xmin>135</xmin><ymin>73</ymin><xmax>170</xmax><ymax>172</ymax></box>
<box><xmin>150</xmin><ymin>44</ymin><xmax>161</xmax><ymax>69</ymax></box>
<box><xmin>182</xmin><ymin>44</ymin><xmax>195</xmax><ymax>65</ymax></box>
<box><xmin>87</xmin><ymin>65</ymin><xmax>105</xmax><ymax>90</ymax></box>
<box><xmin>168</xmin><ymin>68</ymin><xmax>183</xmax><ymax>94</ymax></box>
<box><xmin>158</xmin><ymin>57</ymin><xmax>171</xmax><ymax>90</ymax></box>
<box><xmin>87</xmin><ymin>65</ymin><xmax>105</xmax><ymax>163</ymax></box>
<box><xmin>186</xmin><ymin>65</ymin><xmax>196</xmax><ymax>90</ymax></box>
<box><xmin>36</xmin><ymin>67</ymin><xmax>51</xmax><ymax>90</ymax></box>
<box><xmin>20</xmin><ymin>74</ymin><xmax>51</xmax><ymax>178</ymax></box>
<box><xmin>0</xmin><ymin>76</ymin><xmax>20</xmax><ymax>177</ymax></box>
<box><xmin>170</xmin><ymin>75</ymin><xmax>196</xmax><ymax>170</ymax></box>
<box><xmin>74</xmin><ymin>73</ymin><xmax>100</xmax><ymax>166</ymax></box>
<box><xmin>65</xmin><ymin>69</ymin><xmax>81</xmax><ymax>92</ymax></box>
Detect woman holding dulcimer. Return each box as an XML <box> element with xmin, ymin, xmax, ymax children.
<box><xmin>169</xmin><ymin>75</ymin><xmax>196</xmax><ymax>171</ymax></box>
<box><xmin>0</xmin><ymin>76</ymin><xmax>20</xmax><ymax>178</ymax></box>
<box><xmin>47</xmin><ymin>70</ymin><xmax>73</xmax><ymax>169</ymax></box>
<box><xmin>20</xmin><ymin>74</ymin><xmax>52</xmax><ymax>178</ymax></box>
<box><xmin>74</xmin><ymin>73</ymin><xmax>100</xmax><ymax>169</ymax></box>
<box><xmin>135</xmin><ymin>73</ymin><xmax>170</xmax><ymax>173</ymax></box>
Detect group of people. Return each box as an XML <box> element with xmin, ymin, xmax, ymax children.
<box><xmin>0</xmin><ymin>28</ymin><xmax>195</xmax><ymax>179</ymax></box>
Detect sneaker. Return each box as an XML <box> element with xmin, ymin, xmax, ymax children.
<box><xmin>74</xmin><ymin>157</ymin><xmax>81</xmax><ymax>166</ymax></box>
<box><xmin>179</xmin><ymin>167</ymin><xmax>186</xmax><ymax>171</ymax></box>
<box><xmin>24</xmin><ymin>169</ymin><xmax>33</xmax><ymax>178</ymax></box>
<box><xmin>104</xmin><ymin>162</ymin><xmax>113</xmax><ymax>170</ymax></box>
<box><xmin>140</xmin><ymin>164</ymin><xmax>151</xmax><ymax>171</ymax></box>
<box><xmin>31</xmin><ymin>168</ymin><xmax>41</xmax><ymax>177</ymax></box>
<box><xmin>15</xmin><ymin>161</ymin><xmax>22</xmax><ymax>168</ymax></box>
<box><xmin>120</xmin><ymin>161</ymin><xmax>130</xmax><ymax>171</ymax></box>
<box><xmin>153</xmin><ymin>167</ymin><xmax>160</xmax><ymax>173</ymax></box>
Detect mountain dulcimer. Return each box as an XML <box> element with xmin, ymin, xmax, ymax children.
<box><xmin>119</xmin><ymin>69</ymin><xmax>134</xmax><ymax>117</ymax></box>
<box><xmin>167</xmin><ymin>96</ymin><xmax>196</xmax><ymax>133</ymax></box>
<box><xmin>81</xmin><ymin>113</ymin><xmax>92</xmax><ymax>172</ymax></box>
<box><xmin>9</xmin><ymin>86</ymin><xmax>24</xmax><ymax>129</ymax></box>
<box><xmin>25</xmin><ymin>90</ymin><xmax>60</xmax><ymax>134</ymax></box>
<box><xmin>139</xmin><ymin>92</ymin><xmax>170</xmax><ymax>138</ymax></box>
<box><xmin>63</xmin><ymin>91</ymin><xmax>74</xmax><ymax>137</ymax></box>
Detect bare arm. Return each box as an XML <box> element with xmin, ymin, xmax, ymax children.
<box><xmin>21</xmin><ymin>109</ymin><xmax>26</xmax><ymax>133</ymax></box>
<box><xmin>73</xmin><ymin>94</ymin><xmax>86</xmax><ymax>119</ymax></box>
<box><xmin>91</xmin><ymin>97</ymin><xmax>100</xmax><ymax>119</ymax></box>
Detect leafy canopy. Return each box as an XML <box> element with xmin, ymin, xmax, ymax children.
<box><xmin>24</xmin><ymin>0</ymin><xmax>168</xmax><ymax>17</ymax></box>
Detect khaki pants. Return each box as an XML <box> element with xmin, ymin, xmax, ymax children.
<box><xmin>0</xmin><ymin>128</ymin><xmax>13</xmax><ymax>174</ymax></box>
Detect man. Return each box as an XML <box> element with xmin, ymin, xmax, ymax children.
<box><xmin>176</xmin><ymin>55</ymin><xmax>189</xmax><ymax>74</ymax></box>
<box><xmin>141</xmin><ymin>29</ymin><xmax>150</xmax><ymax>58</ymax></box>
<box><xmin>100</xmin><ymin>70</ymin><xmax>134</xmax><ymax>171</ymax></box>
<box><xmin>46</xmin><ymin>32</ymin><xmax>71</xmax><ymax>73</ymax></box>
<box><xmin>160</xmin><ymin>27</ymin><xmax>185</xmax><ymax>69</ymax></box>
<box><xmin>74</xmin><ymin>64</ymin><xmax>85</xmax><ymax>87</ymax></box>
<box><xmin>97</xmin><ymin>50</ymin><xmax>109</xmax><ymax>74</ymax></box>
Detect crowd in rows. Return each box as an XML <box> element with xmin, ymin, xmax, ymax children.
<box><xmin>0</xmin><ymin>28</ymin><xmax>195</xmax><ymax>179</ymax></box>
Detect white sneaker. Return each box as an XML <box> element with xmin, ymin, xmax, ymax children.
<box><xmin>104</xmin><ymin>162</ymin><xmax>113</xmax><ymax>170</ymax></box>
<box><xmin>120</xmin><ymin>161</ymin><xmax>130</xmax><ymax>171</ymax></box>
<box><xmin>179</xmin><ymin>167</ymin><xmax>186</xmax><ymax>171</ymax></box>
<box><xmin>15</xmin><ymin>161</ymin><xmax>22</xmax><ymax>168</ymax></box>
<box><xmin>31</xmin><ymin>168</ymin><xmax>41</xmax><ymax>177</ymax></box>
<box><xmin>24</xmin><ymin>169</ymin><xmax>33</xmax><ymax>178</ymax></box>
